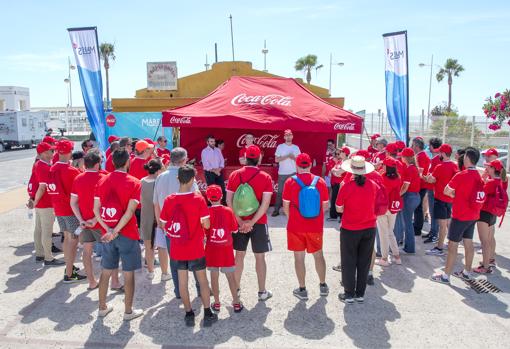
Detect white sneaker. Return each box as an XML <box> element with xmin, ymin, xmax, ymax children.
<box><xmin>258</xmin><ymin>290</ymin><xmax>273</xmax><ymax>301</ymax></box>
<box><xmin>161</xmin><ymin>273</ymin><xmax>172</xmax><ymax>281</ymax></box>
<box><xmin>98</xmin><ymin>306</ymin><xmax>113</xmax><ymax>318</ymax></box>
<box><xmin>146</xmin><ymin>272</ymin><xmax>155</xmax><ymax>280</ymax></box>
<box><xmin>95</xmin><ymin>256</ymin><xmax>102</xmax><ymax>262</ymax></box>
<box><xmin>123</xmin><ymin>309</ymin><xmax>143</xmax><ymax>321</ymax></box>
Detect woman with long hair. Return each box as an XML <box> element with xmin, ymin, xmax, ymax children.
<box><xmin>399</xmin><ymin>148</ymin><xmax>421</xmax><ymax>254</ymax></box>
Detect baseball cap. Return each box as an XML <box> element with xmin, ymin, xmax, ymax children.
<box><xmin>370</xmin><ymin>133</ymin><xmax>381</xmax><ymax>140</ymax></box>
<box><xmin>355</xmin><ymin>150</ymin><xmax>370</xmax><ymax>159</ymax></box>
<box><xmin>438</xmin><ymin>144</ymin><xmax>453</xmax><ymax>155</ymax></box>
<box><xmin>386</xmin><ymin>143</ymin><xmax>398</xmax><ymax>154</ymax></box>
<box><xmin>340</xmin><ymin>146</ymin><xmax>351</xmax><ymax>156</ymax></box>
<box><xmin>42</xmin><ymin>136</ymin><xmax>57</xmax><ymax>144</ymax></box>
<box><xmin>55</xmin><ymin>140</ymin><xmax>74</xmax><ymax>154</ymax></box>
<box><xmin>135</xmin><ymin>140</ymin><xmax>155</xmax><ymax>153</ymax></box>
<box><xmin>206</xmin><ymin>184</ymin><xmax>223</xmax><ymax>202</ymax></box>
<box><xmin>487</xmin><ymin>159</ymin><xmax>503</xmax><ymax>171</ymax></box>
<box><xmin>395</xmin><ymin>140</ymin><xmax>406</xmax><ymax>151</ymax></box>
<box><xmin>296</xmin><ymin>153</ymin><xmax>312</xmax><ymax>168</ymax></box>
<box><xmin>245</xmin><ymin>145</ymin><xmax>261</xmax><ymax>159</ymax></box>
<box><xmin>108</xmin><ymin>135</ymin><xmax>120</xmax><ymax>144</ymax></box>
<box><xmin>144</xmin><ymin>138</ymin><xmax>156</xmax><ymax>145</ymax></box>
<box><xmin>398</xmin><ymin>147</ymin><xmax>415</xmax><ymax>157</ymax></box>
<box><xmin>483</xmin><ymin>148</ymin><xmax>499</xmax><ymax>157</ymax></box>
<box><xmin>36</xmin><ymin>142</ymin><xmax>55</xmax><ymax>154</ymax></box>
<box><xmin>383</xmin><ymin>157</ymin><xmax>397</xmax><ymax>167</ymax></box>
<box><xmin>284</xmin><ymin>129</ymin><xmax>293</xmax><ymax>135</ymax></box>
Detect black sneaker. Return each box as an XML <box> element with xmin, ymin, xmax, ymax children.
<box><xmin>35</xmin><ymin>256</ymin><xmax>44</xmax><ymax>262</ymax></box>
<box><xmin>73</xmin><ymin>265</ymin><xmax>80</xmax><ymax>272</ymax></box>
<box><xmin>63</xmin><ymin>272</ymin><xmax>87</xmax><ymax>283</ymax></box>
<box><xmin>184</xmin><ymin>311</ymin><xmax>195</xmax><ymax>327</ymax></box>
<box><xmin>52</xmin><ymin>245</ymin><xmax>62</xmax><ymax>253</ymax></box>
<box><xmin>367</xmin><ymin>274</ymin><xmax>374</xmax><ymax>285</ymax></box>
<box><xmin>271</xmin><ymin>210</ymin><xmax>280</xmax><ymax>217</ymax></box>
<box><xmin>203</xmin><ymin>312</ymin><xmax>218</xmax><ymax>327</ymax></box>
<box><xmin>422</xmin><ymin>233</ymin><xmax>431</xmax><ymax>239</ymax></box>
<box><xmin>44</xmin><ymin>259</ymin><xmax>65</xmax><ymax>266</ymax></box>
<box><xmin>338</xmin><ymin>293</ymin><xmax>354</xmax><ymax>304</ymax></box>
<box><xmin>423</xmin><ymin>236</ymin><xmax>435</xmax><ymax>244</ymax></box>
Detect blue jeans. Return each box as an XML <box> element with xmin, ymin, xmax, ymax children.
<box><xmin>93</xmin><ymin>242</ymin><xmax>103</xmax><ymax>257</ymax></box>
<box><xmin>403</xmin><ymin>192</ymin><xmax>421</xmax><ymax>253</ymax></box>
<box><xmin>165</xmin><ymin>236</ymin><xmax>200</xmax><ymax>298</ymax></box>
<box><xmin>427</xmin><ymin>189</ymin><xmax>438</xmax><ymax>238</ymax></box>
<box><xmin>394</xmin><ymin>211</ymin><xmax>404</xmax><ymax>243</ymax></box>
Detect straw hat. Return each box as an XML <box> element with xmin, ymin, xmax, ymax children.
<box><xmin>341</xmin><ymin>155</ymin><xmax>375</xmax><ymax>175</ymax></box>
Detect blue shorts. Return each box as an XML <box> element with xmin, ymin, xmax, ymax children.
<box><xmin>101</xmin><ymin>234</ymin><xmax>142</xmax><ymax>272</ymax></box>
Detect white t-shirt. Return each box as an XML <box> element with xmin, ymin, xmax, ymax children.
<box><xmin>275</xmin><ymin>143</ymin><xmax>301</xmax><ymax>175</ymax></box>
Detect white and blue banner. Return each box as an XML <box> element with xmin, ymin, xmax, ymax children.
<box><xmin>68</xmin><ymin>27</ymin><xmax>107</xmax><ymax>152</ymax></box>
<box><xmin>105</xmin><ymin>112</ymin><xmax>172</xmax><ymax>148</ymax></box>
<box><xmin>383</xmin><ymin>31</ymin><xmax>409</xmax><ymax>143</ymax></box>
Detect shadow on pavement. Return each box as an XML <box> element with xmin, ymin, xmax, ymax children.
<box><xmin>283</xmin><ymin>298</ymin><xmax>334</xmax><ymax>339</ymax></box>
<box><xmin>84</xmin><ymin>318</ymin><xmax>135</xmax><ymax>349</ymax></box>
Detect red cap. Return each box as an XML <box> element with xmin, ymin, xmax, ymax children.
<box><xmin>206</xmin><ymin>184</ymin><xmax>223</xmax><ymax>202</ymax></box>
<box><xmin>483</xmin><ymin>148</ymin><xmax>499</xmax><ymax>157</ymax></box>
<box><xmin>370</xmin><ymin>133</ymin><xmax>381</xmax><ymax>140</ymax></box>
<box><xmin>245</xmin><ymin>145</ymin><xmax>261</xmax><ymax>159</ymax></box>
<box><xmin>144</xmin><ymin>138</ymin><xmax>156</xmax><ymax>145</ymax></box>
<box><xmin>415</xmin><ymin>136</ymin><xmax>424</xmax><ymax>141</ymax></box>
<box><xmin>340</xmin><ymin>146</ymin><xmax>350</xmax><ymax>156</ymax></box>
<box><xmin>55</xmin><ymin>140</ymin><xmax>74</xmax><ymax>154</ymax></box>
<box><xmin>398</xmin><ymin>147</ymin><xmax>415</xmax><ymax>157</ymax></box>
<box><xmin>355</xmin><ymin>150</ymin><xmax>370</xmax><ymax>159</ymax></box>
<box><xmin>438</xmin><ymin>144</ymin><xmax>452</xmax><ymax>155</ymax></box>
<box><xmin>108</xmin><ymin>135</ymin><xmax>120</xmax><ymax>144</ymax></box>
<box><xmin>36</xmin><ymin>142</ymin><xmax>55</xmax><ymax>154</ymax></box>
<box><xmin>487</xmin><ymin>159</ymin><xmax>503</xmax><ymax>171</ymax></box>
<box><xmin>395</xmin><ymin>140</ymin><xmax>406</xmax><ymax>151</ymax></box>
<box><xmin>383</xmin><ymin>157</ymin><xmax>397</xmax><ymax>167</ymax></box>
<box><xmin>296</xmin><ymin>153</ymin><xmax>312</xmax><ymax>168</ymax></box>
<box><xmin>284</xmin><ymin>129</ymin><xmax>293</xmax><ymax>135</ymax></box>
<box><xmin>42</xmin><ymin>136</ymin><xmax>57</xmax><ymax>144</ymax></box>
<box><xmin>386</xmin><ymin>143</ymin><xmax>398</xmax><ymax>154</ymax></box>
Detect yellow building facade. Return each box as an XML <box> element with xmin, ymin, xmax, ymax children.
<box><xmin>112</xmin><ymin>61</ymin><xmax>345</xmax><ymax>112</ymax></box>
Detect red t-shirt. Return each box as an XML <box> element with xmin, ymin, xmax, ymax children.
<box><xmin>416</xmin><ymin>151</ymin><xmax>431</xmax><ymax>189</ymax></box>
<box><xmin>33</xmin><ymin>160</ymin><xmax>53</xmax><ymax>209</ymax></box>
<box><xmin>48</xmin><ymin>162</ymin><xmax>81</xmax><ymax>216</ymax></box>
<box><xmin>402</xmin><ymin>164</ymin><xmax>421</xmax><ymax>193</ymax></box>
<box><xmin>447</xmin><ymin>169</ymin><xmax>483</xmax><ymax>221</ymax></box>
<box><xmin>105</xmin><ymin>147</ymin><xmax>111</xmax><ymax>159</ymax></box>
<box><xmin>205</xmin><ymin>205</ymin><xmax>237</xmax><ymax>267</ymax></box>
<box><xmin>105</xmin><ymin>155</ymin><xmax>115</xmax><ymax>173</ymax></box>
<box><xmin>327</xmin><ymin>159</ymin><xmax>345</xmax><ymax>185</ymax></box>
<box><xmin>156</xmin><ymin>147</ymin><xmax>171</xmax><ymax>157</ymax></box>
<box><xmin>27</xmin><ymin>159</ymin><xmax>39</xmax><ymax>199</ymax></box>
<box><xmin>342</xmin><ymin>170</ymin><xmax>383</xmax><ymax>188</ymax></box>
<box><xmin>71</xmin><ymin>171</ymin><xmax>106</xmax><ymax>230</ymax></box>
<box><xmin>282</xmin><ymin>173</ymin><xmax>329</xmax><ymax>234</ymax></box>
<box><xmin>94</xmin><ymin>171</ymin><xmax>141</xmax><ymax>240</ymax></box>
<box><xmin>371</xmin><ymin>151</ymin><xmax>386</xmax><ymax>165</ymax></box>
<box><xmin>336</xmin><ymin>179</ymin><xmax>377</xmax><ymax>230</ymax></box>
<box><xmin>160</xmin><ymin>192</ymin><xmax>209</xmax><ymax>261</ymax></box>
<box><xmin>52</xmin><ymin>152</ymin><xmax>59</xmax><ymax>165</ymax></box>
<box><xmin>129</xmin><ymin>157</ymin><xmax>149</xmax><ymax>180</ymax></box>
<box><xmin>226</xmin><ymin>166</ymin><xmax>274</xmax><ymax>224</ymax></box>
<box><xmin>482</xmin><ymin>178</ymin><xmax>502</xmax><ymax>214</ymax></box>
<box><xmin>382</xmin><ymin>175</ymin><xmax>403</xmax><ymax>213</ymax></box>
<box><xmin>431</xmin><ymin>161</ymin><xmax>458</xmax><ymax>203</ymax></box>
<box><xmin>427</xmin><ymin>155</ymin><xmax>442</xmax><ymax>190</ymax></box>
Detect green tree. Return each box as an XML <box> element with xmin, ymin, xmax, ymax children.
<box><xmin>100</xmin><ymin>42</ymin><xmax>116</xmax><ymax>109</ymax></box>
<box><xmin>294</xmin><ymin>54</ymin><xmax>318</xmax><ymax>84</ymax></box>
<box><xmin>436</xmin><ymin>58</ymin><xmax>464</xmax><ymax>112</ymax></box>
<box><xmin>431</xmin><ymin>111</ymin><xmax>482</xmax><ymax>147</ymax></box>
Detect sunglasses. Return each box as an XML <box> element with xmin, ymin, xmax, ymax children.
<box><xmin>334</xmin><ymin>152</ymin><xmax>341</xmax><ymax>155</ymax></box>
<box><xmin>161</xmin><ymin>140</ymin><xmax>168</xmax><ymax>143</ymax></box>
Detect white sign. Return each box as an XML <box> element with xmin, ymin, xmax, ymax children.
<box><xmin>147</xmin><ymin>62</ymin><xmax>177</xmax><ymax>90</ymax></box>
<box><xmin>383</xmin><ymin>33</ymin><xmax>407</xmax><ymax>76</ymax></box>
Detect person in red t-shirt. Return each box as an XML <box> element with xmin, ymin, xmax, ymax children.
<box><xmin>327</xmin><ymin>147</ymin><xmax>349</xmax><ymax>220</ymax></box>
<box><xmin>31</xmin><ymin>142</ymin><xmax>63</xmax><ymax>265</ymax></box>
<box><xmin>93</xmin><ymin>149</ymin><xmax>144</xmax><ymax>321</ymax></box>
<box><xmin>160</xmin><ymin>165</ymin><xmax>218</xmax><ymax>327</ymax></box>
<box><xmin>204</xmin><ymin>185</ymin><xmax>243</xmax><ymax>313</ymax></box>
<box><xmin>129</xmin><ymin>140</ymin><xmax>154</xmax><ymax>180</ymax></box>
<box><xmin>367</xmin><ymin>133</ymin><xmax>380</xmax><ymax>161</ymax></box>
<box><xmin>431</xmin><ymin>147</ymin><xmax>483</xmax><ymax>284</ymax></box>
<box><xmin>70</xmin><ymin>150</ymin><xmax>122</xmax><ymax>291</ymax></box>
<box><xmin>322</xmin><ymin>138</ymin><xmax>337</xmax><ymax>191</ymax></box>
<box><xmin>376</xmin><ymin>157</ymin><xmax>403</xmax><ymax>267</ymax></box>
<box><xmin>226</xmin><ymin>145</ymin><xmax>274</xmax><ymax>302</ymax></box>
<box><xmin>238</xmin><ymin>132</ymin><xmax>255</xmax><ymax>165</ymax></box>
<box><xmin>411</xmin><ymin>137</ymin><xmax>431</xmax><ymax>236</ymax></box>
<box><xmin>371</xmin><ymin>137</ymin><xmax>387</xmax><ymax>168</ymax></box>
<box><xmin>475</xmin><ymin>160</ymin><xmax>504</xmax><ymax>274</ymax></box>
<box><xmin>282</xmin><ymin>153</ymin><xmax>329</xmax><ymax>301</ymax></box>
<box><xmin>425</xmin><ymin>144</ymin><xmax>458</xmax><ymax>255</ymax></box>
<box><xmin>105</xmin><ymin>141</ymin><xmax>120</xmax><ymax>172</ymax></box>
<box><xmin>336</xmin><ymin>156</ymin><xmax>377</xmax><ymax>304</ymax></box>
<box><xmin>105</xmin><ymin>135</ymin><xmax>120</xmax><ymax>159</ymax></box>
<box><xmin>49</xmin><ymin>140</ymin><xmax>84</xmax><ymax>282</ymax></box>
<box><xmin>155</xmin><ymin>136</ymin><xmax>171</xmax><ymax>158</ymax></box>
<box><xmin>422</xmin><ymin>137</ymin><xmax>443</xmax><ymax>242</ymax></box>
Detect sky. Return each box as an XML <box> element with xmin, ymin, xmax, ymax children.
<box><xmin>1</xmin><ymin>0</ymin><xmax>509</xmax><ymax>118</ymax></box>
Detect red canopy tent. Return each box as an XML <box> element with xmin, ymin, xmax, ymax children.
<box><xmin>161</xmin><ymin>76</ymin><xmax>363</xmax><ymax>191</ymax></box>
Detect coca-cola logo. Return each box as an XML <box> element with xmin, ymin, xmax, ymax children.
<box><xmin>169</xmin><ymin>116</ymin><xmax>191</xmax><ymax>124</ymax></box>
<box><xmin>196</xmin><ymin>179</ymin><xmax>208</xmax><ymax>192</ymax></box>
<box><xmin>237</xmin><ymin>134</ymin><xmax>279</xmax><ymax>149</ymax></box>
<box><xmin>106</xmin><ymin>114</ymin><xmax>116</xmax><ymax>127</ymax></box>
<box><xmin>333</xmin><ymin>122</ymin><xmax>356</xmax><ymax>131</ymax></box>
<box><xmin>231</xmin><ymin>93</ymin><xmax>293</xmax><ymax>107</ymax></box>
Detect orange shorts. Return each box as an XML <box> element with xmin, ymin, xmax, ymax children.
<box><xmin>287</xmin><ymin>232</ymin><xmax>323</xmax><ymax>253</ymax></box>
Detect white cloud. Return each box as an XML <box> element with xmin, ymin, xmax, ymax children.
<box><xmin>0</xmin><ymin>49</ymin><xmax>69</xmax><ymax>73</ymax></box>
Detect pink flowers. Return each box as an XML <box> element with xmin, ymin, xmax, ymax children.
<box><xmin>483</xmin><ymin>89</ymin><xmax>510</xmax><ymax>131</ymax></box>
<box><xmin>495</xmin><ymin>92</ymin><xmax>501</xmax><ymax>98</ymax></box>
<box><xmin>501</xmin><ymin>103</ymin><xmax>507</xmax><ymax>111</ymax></box>
<box><xmin>489</xmin><ymin>123</ymin><xmax>501</xmax><ymax>131</ymax></box>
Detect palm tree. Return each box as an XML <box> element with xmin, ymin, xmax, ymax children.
<box><xmin>436</xmin><ymin>58</ymin><xmax>464</xmax><ymax>112</ymax></box>
<box><xmin>99</xmin><ymin>42</ymin><xmax>116</xmax><ymax>109</ymax></box>
<box><xmin>295</xmin><ymin>54</ymin><xmax>318</xmax><ymax>84</ymax></box>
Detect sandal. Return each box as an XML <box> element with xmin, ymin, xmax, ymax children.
<box><xmin>211</xmin><ymin>302</ymin><xmax>221</xmax><ymax>312</ymax></box>
<box><xmin>233</xmin><ymin>302</ymin><xmax>244</xmax><ymax>313</ymax></box>
<box><xmin>473</xmin><ymin>266</ymin><xmax>492</xmax><ymax>274</ymax></box>
<box><xmin>87</xmin><ymin>284</ymin><xmax>99</xmax><ymax>291</ymax></box>
<box><xmin>110</xmin><ymin>285</ymin><xmax>125</xmax><ymax>293</ymax></box>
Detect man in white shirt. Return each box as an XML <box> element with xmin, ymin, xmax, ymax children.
<box><xmin>201</xmin><ymin>135</ymin><xmax>226</xmax><ymax>203</ymax></box>
<box><xmin>272</xmin><ymin>129</ymin><xmax>301</xmax><ymax>217</ymax></box>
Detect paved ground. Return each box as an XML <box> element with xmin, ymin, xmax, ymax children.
<box><xmin>0</xmin><ymin>157</ymin><xmax>509</xmax><ymax>348</ymax></box>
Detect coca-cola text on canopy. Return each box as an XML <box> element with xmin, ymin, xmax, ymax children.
<box><xmin>237</xmin><ymin>134</ymin><xmax>279</xmax><ymax>149</ymax></box>
<box><xmin>333</xmin><ymin>122</ymin><xmax>356</xmax><ymax>131</ymax></box>
<box><xmin>169</xmin><ymin>116</ymin><xmax>191</xmax><ymax>124</ymax></box>
<box><xmin>231</xmin><ymin>93</ymin><xmax>293</xmax><ymax>107</ymax></box>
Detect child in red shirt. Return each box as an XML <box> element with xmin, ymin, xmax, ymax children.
<box><xmin>204</xmin><ymin>185</ymin><xmax>243</xmax><ymax>313</ymax></box>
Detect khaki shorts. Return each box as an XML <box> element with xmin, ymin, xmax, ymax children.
<box><xmin>80</xmin><ymin>229</ymin><xmax>102</xmax><ymax>243</ymax></box>
<box><xmin>207</xmin><ymin>266</ymin><xmax>235</xmax><ymax>273</ymax></box>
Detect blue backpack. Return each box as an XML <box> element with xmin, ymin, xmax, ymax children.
<box><xmin>292</xmin><ymin>175</ymin><xmax>321</xmax><ymax>218</ymax></box>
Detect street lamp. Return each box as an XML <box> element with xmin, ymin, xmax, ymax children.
<box><xmin>64</xmin><ymin>56</ymin><xmax>76</xmax><ymax>133</ymax></box>
<box><xmin>329</xmin><ymin>53</ymin><xmax>344</xmax><ymax>95</ymax></box>
<box><xmin>419</xmin><ymin>56</ymin><xmax>446</xmax><ymax>140</ymax></box>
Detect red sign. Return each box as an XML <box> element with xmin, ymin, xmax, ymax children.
<box><xmin>106</xmin><ymin>114</ymin><xmax>116</xmax><ymax>127</ymax></box>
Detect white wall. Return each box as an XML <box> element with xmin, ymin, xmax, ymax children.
<box><xmin>0</xmin><ymin>86</ymin><xmax>30</xmax><ymax>111</ymax></box>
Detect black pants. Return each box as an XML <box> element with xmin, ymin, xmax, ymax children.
<box><xmin>205</xmin><ymin>170</ymin><xmax>226</xmax><ymax>204</ymax></box>
<box><xmin>413</xmin><ymin>189</ymin><xmax>427</xmax><ymax>235</ymax></box>
<box><xmin>340</xmin><ymin>227</ymin><xmax>376</xmax><ymax>298</ymax></box>
<box><xmin>329</xmin><ymin>183</ymin><xmax>340</xmax><ymax>219</ymax></box>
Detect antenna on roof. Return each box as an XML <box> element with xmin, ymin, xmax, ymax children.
<box><xmin>205</xmin><ymin>54</ymin><xmax>210</xmax><ymax>71</ymax></box>
<box><xmin>262</xmin><ymin>40</ymin><xmax>268</xmax><ymax>72</ymax></box>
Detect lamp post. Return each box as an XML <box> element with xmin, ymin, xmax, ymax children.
<box><xmin>329</xmin><ymin>53</ymin><xmax>344</xmax><ymax>95</ymax></box>
<box><xmin>64</xmin><ymin>56</ymin><xmax>76</xmax><ymax>133</ymax></box>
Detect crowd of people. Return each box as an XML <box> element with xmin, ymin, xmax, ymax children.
<box><xmin>25</xmin><ymin>129</ymin><xmax>508</xmax><ymax>326</ymax></box>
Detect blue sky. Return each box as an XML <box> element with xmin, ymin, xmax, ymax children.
<box><xmin>1</xmin><ymin>0</ymin><xmax>509</xmax><ymax>118</ymax></box>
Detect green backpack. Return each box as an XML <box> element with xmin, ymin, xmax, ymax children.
<box><xmin>233</xmin><ymin>170</ymin><xmax>260</xmax><ymax>217</ymax></box>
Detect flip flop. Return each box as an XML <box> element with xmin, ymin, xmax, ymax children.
<box><xmin>110</xmin><ymin>285</ymin><xmax>125</xmax><ymax>293</ymax></box>
<box><xmin>87</xmin><ymin>284</ymin><xmax>99</xmax><ymax>291</ymax></box>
